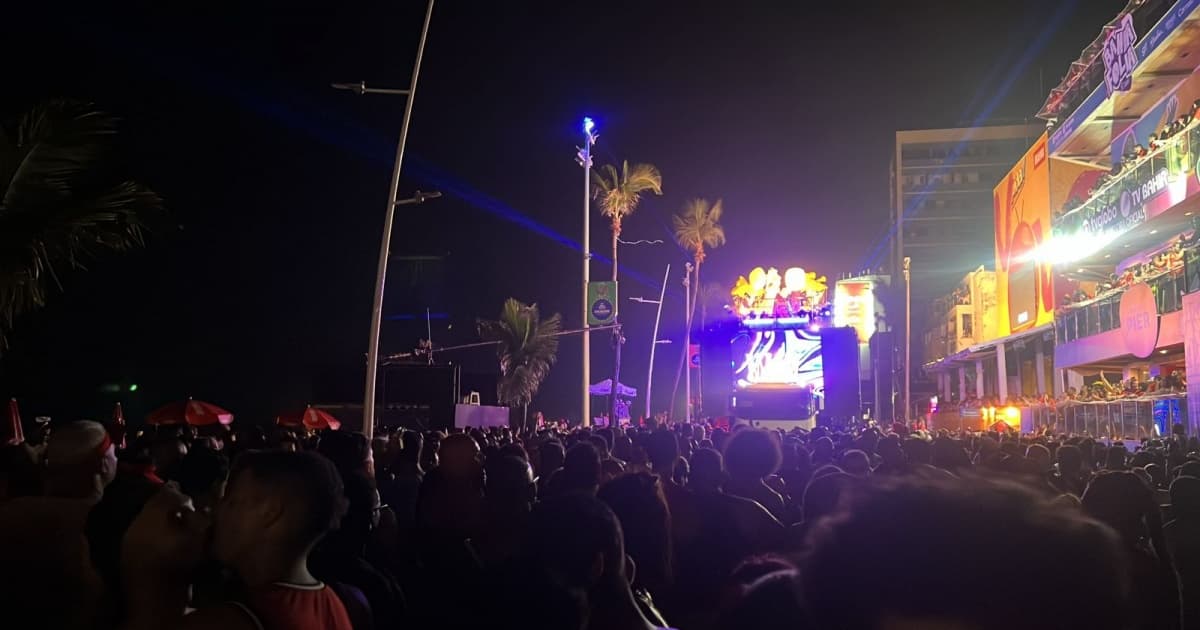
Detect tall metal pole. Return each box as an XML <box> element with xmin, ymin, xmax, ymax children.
<box><xmin>683</xmin><ymin>263</ymin><xmax>693</xmax><ymax>423</ymax></box>
<box><xmin>580</xmin><ymin>119</ymin><xmax>596</xmax><ymax>427</ymax></box>
<box><xmin>362</xmin><ymin>0</ymin><xmax>435</xmax><ymax>439</ymax></box>
<box><xmin>645</xmin><ymin>265</ymin><xmax>670</xmax><ymax>419</ymax></box>
<box><xmin>903</xmin><ymin>256</ymin><xmax>912</xmax><ymax>424</ymax></box>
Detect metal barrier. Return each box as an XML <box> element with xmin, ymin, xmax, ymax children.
<box><xmin>932</xmin><ymin>396</ymin><xmax>1187</xmax><ymax>437</ymax></box>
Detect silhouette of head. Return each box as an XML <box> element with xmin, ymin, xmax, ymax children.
<box><xmin>724</xmin><ymin>429</ymin><xmax>781</xmax><ymax>482</ymax></box>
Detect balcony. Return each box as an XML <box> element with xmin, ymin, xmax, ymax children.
<box><xmin>1054</xmin><ymin>252</ymin><xmax>1198</xmax><ymax>344</ymax></box>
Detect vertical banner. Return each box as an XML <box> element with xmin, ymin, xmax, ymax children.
<box><xmin>994</xmin><ymin>132</ymin><xmax>1054</xmax><ymax>338</ymax></box>
<box><xmin>688</xmin><ymin>344</ymin><xmax>701</xmax><ymax>369</ymax></box>
<box><xmin>587</xmin><ymin>281</ymin><xmax>617</xmax><ymax>326</ymax></box>
<box><xmin>834</xmin><ymin>280</ymin><xmax>876</xmax><ymax>344</ymax></box>
<box><xmin>1182</xmin><ymin>291</ymin><xmax>1200</xmax><ymax>435</ymax></box>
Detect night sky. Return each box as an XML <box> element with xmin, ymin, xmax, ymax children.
<box><xmin>1</xmin><ymin>0</ymin><xmax>1129</xmax><ymax>424</ymax></box>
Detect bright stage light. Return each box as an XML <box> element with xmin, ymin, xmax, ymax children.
<box><xmin>583</xmin><ymin>117</ymin><xmax>595</xmax><ymax>134</ymax></box>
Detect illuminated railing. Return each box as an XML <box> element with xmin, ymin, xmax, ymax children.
<box><xmin>1053</xmin><ymin>122</ymin><xmax>1196</xmax><ymax>235</ymax></box>
<box><xmin>1055</xmin><ymin>264</ymin><xmax>1191</xmax><ymax>343</ymax></box>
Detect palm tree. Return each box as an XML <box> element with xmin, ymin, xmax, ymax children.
<box><xmin>477</xmin><ymin>298</ymin><xmax>562</xmax><ymax>431</ymax></box>
<box><xmin>591</xmin><ymin>160</ymin><xmax>662</xmax><ymax>282</ymax></box>
<box><xmin>670</xmin><ymin>199</ymin><xmax>726</xmax><ymax>420</ymax></box>
<box><xmin>0</xmin><ymin>100</ymin><xmax>161</xmax><ymax>350</ymax></box>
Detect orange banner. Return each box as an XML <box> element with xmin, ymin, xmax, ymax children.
<box><xmin>993</xmin><ymin>132</ymin><xmax>1054</xmax><ymax>338</ymax></box>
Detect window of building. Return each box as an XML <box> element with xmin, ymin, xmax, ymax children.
<box><xmin>961</xmin><ymin>313</ymin><xmax>973</xmax><ymax>338</ymax></box>
<box><xmin>966</xmin><ymin>172</ymin><xmax>980</xmax><ymax>184</ymax></box>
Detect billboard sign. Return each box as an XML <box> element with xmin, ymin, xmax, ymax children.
<box><xmin>994</xmin><ymin>132</ymin><xmax>1055</xmax><ymax>338</ymax></box>
<box><xmin>1119</xmin><ymin>282</ymin><xmax>1159</xmax><ymax>358</ymax></box>
<box><xmin>833</xmin><ymin>279</ymin><xmax>875</xmax><ymax>344</ymax></box>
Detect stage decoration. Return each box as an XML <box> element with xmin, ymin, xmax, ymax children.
<box><xmin>730</xmin><ymin>266</ymin><xmax>828</xmax><ymax>319</ymax></box>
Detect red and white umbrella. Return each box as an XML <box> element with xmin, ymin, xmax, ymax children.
<box><xmin>3</xmin><ymin>398</ymin><xmax>24</xmax><ymax>446</ymax></box>
<box><xmin>302</xmin><ymin>406</ymin><xmax>341</xmax><ymax>431</ymax></box>
<box><xmin>147</xmin><ymin>398</ymin><xmax>234</xmax><ymax>426</ymax></box>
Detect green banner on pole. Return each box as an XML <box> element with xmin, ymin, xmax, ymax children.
<box><xmin>588</xmin><ymin>281</ymin><xmax>618</xmax><ymax>326</ymax></box>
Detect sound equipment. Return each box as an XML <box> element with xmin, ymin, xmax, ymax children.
<box><xmin>871</xmin><ymin>331</ymin><xmax>896</xmax><ymax>423</ymax></box>
<box><xmin>820</xmin><ymin>327</ymin><xmax>861</xmax><ymax>419</ymax></box>
<box><xmin>381</xmin><ymin>363</ymin><xmax>461</xmax><ymax>430</ymax></box>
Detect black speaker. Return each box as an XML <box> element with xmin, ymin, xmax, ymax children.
<box><xmin>870</xmin><ymin>331</ymin><xmax>896</xmax><ymax>423</ymax></box>
<box><xmin>381</xmin><ymin>363</ymin><xmax>461</xmax><ymax>430</ymax></box>
<box><xmin>820</xmin><ymin>327</ymin><xmax>861</xmax><ymax>419</ymax></box>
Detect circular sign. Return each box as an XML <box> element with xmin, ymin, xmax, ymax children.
<box><xmin>1119</xmin><ymin>282</ymin><xmax>1159</xmax><ymax>359</ymax></box>
<box><xmin>591</xmin><ymin>299</ymin><xmax>613</xmax><ymax>322</ymax></box>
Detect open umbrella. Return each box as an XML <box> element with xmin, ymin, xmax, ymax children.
<box><xmin>302</xmin><ymin>406</ymin><xmax>341</xmax><ymax>431</ymax></box>
<box><xmin>3</xmin><ymin>398</ymin><xmax>23</xmax><ymax>446</ymax></box>
<box><xmin>275</xmin><ymin>413</ymin><xmax>304</xmax><ymax>428</ymax></box>
<box><xmin>147</xmin><ymin>398</ymin><xmax>234</xmax><ymax>426</ymax></box>
<box><xmin>109</xmin><ymin>402</ymin><xmax>127</xmax><ymax>449</ymax></box>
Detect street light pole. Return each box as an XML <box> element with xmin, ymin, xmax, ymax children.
<box><xmin>683</xmin><ymin>262</ymin><xmax>693</xmax><ymax>423</ymax></box>
<box><xmin>358</xmin><ymin>0</ymin><xmax>435</xmax><ymax>439</ymax></box>
<box><xmin>634</xmin><ymin>265</ymin><xmax>670</xmax><ymax>420</ymax></box>
<box><xmin>578</xmin><ymin>118</ymin><xmax>597</xmax><ymax>427</ymax></box>
<box><xmin>903</xmin><ymin>256</ymin><xmax>911</xmax><ymax>424</ymax></box>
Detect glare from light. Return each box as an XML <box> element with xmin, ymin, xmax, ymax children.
<box><xmin>1150</xmin><ymin>229</ymin><xmax>1159</xmax><ymax>235</ymax></box>
<box><xmin>1187</xmin><ymin>211</ymin><xmax>1194</xmax><ymax>216</ymax></box>
<box><xmin>1160</xmin><ymin>349</ymin><xmax>1169</xmax><ymax>354</ymax></box>
<box><xmin>583</xmin><ymin>117</ymin><xmax>595</xmax><ymax>134</ymax></box>
<box><xmin>129</xmin><ymin>384</ymin><xmax>139</xmax><ymax>392</ymax></box>
<box><xmin>1017</xmin><ymin>231</ymin><xmax>1120</xmax><ymax>265</ymax></box>
<box><xmin>1004</xmin><ymin>406</ymin><xmax>1019</xmax><ymax>419</ymax></box>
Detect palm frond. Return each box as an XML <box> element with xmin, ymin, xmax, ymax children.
<box><xmin>672</xmin><ymin>198</ymin><xmax>726</xmax><ymax>261</ymax></box>
<box><xmin>590</xmin><ymin>160</ymin><xmax>662</xmax><ymax>222</ymax></box>
<box><xmin>0</xmin><ymin>100</ymin><xmax>161</xmax><ymax>350</ymax></box>
<box><xmin>477</xmin><ymin>298</ymin><xmax>561</xmax><ymax>407</ymax></box>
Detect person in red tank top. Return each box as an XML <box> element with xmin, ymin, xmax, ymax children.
<box><xmin>119</xmin><ymin>451</ymin><xmax>354</xmax><ymax>630</ymax></box>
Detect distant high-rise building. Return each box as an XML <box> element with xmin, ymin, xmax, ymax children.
<box><xmin>889</xmin><ymin>123</ymin><xmax>1043</xmax><ymax>369</ymax></box>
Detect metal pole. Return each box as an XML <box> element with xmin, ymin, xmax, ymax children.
<box><xmin>645</xmin><ymin>265</ymin><xmax>670</xmax><ymax>420</ymax></box>
<box><xmin>362</xmin><ymin>0</ymin><xmax>435</xmax><ymax>439</ymax></box>
<box><xmin>903</xmin><ymin>256</ymin><xmax>911</xmax><ymax>424</ymax></box>
<box><xmin>581</xmin><ymin>124</ymin><xmax>595</xmax><ymax>427</ymax></box>
<box><xmin>684</xmin><ymin>264</ymin><xmax>693</xmax><ymax>423</ymax></box>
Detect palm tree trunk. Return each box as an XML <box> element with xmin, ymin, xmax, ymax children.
<box><xmin>612</xmin><ymin>223</ymin><xmax>620</xmax><ymax>283</ymax></box>
<box><xmin>686</xmin><ymin>259</ymin><xmax>701</xmax><ymax>421</ymax></box>
<box><xmin>523</xmin><ymin>404</ymin><xmax>529</xmax><ymax>434</ymax></box>
<box><xmin>610</xmin><ymin>326</ymin><xmax>623</xmax><ymax>425</ymax></box>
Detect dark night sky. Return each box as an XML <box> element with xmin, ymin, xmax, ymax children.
<box><xmin>1</xmin><ymin>0</ymin><xmax>1128</xmax><ymax>423</ymax></box>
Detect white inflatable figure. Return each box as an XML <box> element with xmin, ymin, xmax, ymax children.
<box><xmin>781</xmin><ymin>267</ymin><xmax>805</xmax><ymax>297</ymax></box>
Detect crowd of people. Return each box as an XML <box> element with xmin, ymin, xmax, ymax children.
<box><xmin>2</xmin><ymin>414</ymin><xmax>1200</xmax><ymax>629</ymax></box>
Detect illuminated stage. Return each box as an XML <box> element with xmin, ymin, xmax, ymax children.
<box><xmin>710</xmin><ymin>266</ymin><xmax>862</xmax><ymax>427</ymax></box>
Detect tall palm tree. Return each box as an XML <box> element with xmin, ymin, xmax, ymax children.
<box><xmin>670</xmin><ymin>199</ymin><xmax>726</xmax><ymax>420</ymax></box>
<box><xmin>0</xmin><ymin>100</ymin><xmax>161</xmax><ymax>350</ymax></box>
<box><xmin>477</xmin><ymin>298</ymin><xmax>562</xmax><ymax>430</ymax></box>
<box><xmin>591</xmin><ymin>160</ymin><xmax>662</xmax><ymax>282</ymax></box>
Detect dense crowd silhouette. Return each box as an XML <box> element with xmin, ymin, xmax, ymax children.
<box><xmin>2</xmin><ymin>416</ymin><xmax>1199</xmax><ymax>629</ymax></box>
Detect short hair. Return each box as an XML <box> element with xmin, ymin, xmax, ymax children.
<box><xmin>176</xmin><ymin>446</ymin><xmax>229</xmax><ymax>499</ymax></box>
<box><xmin>316</xmin><ymin>431</ymin><xmax>371</xmax><ymax>478</ymax></box>
<box><xmin>646</xmin><ymin>430</ymin><xmax>679</xmax><ymax>473</ymax></box>
<box><xmin>723</xmin><ymin>429</ymin><xmax>782</xmax><ymax>481</ymax></box>
<box><xmin>690</xmin><ymin>447</ymin><xmax>724</xmax><ymax>489</ymax></box>
<box><xmin>803</xmin><ymin>477</ymin><xmax>1127</xmax><ymax>629</ymax></box>
<box><xmin>598</xmin><ymin>472</ymin><xmax>672</xmax><ymax>591</ymax></box>
<box><xmin>46</xmin><ymin>420</ymin><xmax>109</xmax><ymax>469</ymax></box>
<box><xmin>527</xmin><ymin>494</ymin><xmax>624</xmax><ymax>589</ymax></box>
<box><xmin>231</xmin><ymin>450</ymin><xmax>347</xmax><ymax>545</ymax></box>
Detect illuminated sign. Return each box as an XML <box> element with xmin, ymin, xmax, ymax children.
<box><xmin>994</xmin><ymin>133</ymin><xmax>1055</xmax><ymax>338</ymax></box>
<box><xmin>587</xmin><ymin>281</ymin><xmax>617</xmax><ymax>326</ymax></box>
<box><xmin>1119</xmin><ymin>282</ymin><xmax>1159</xmax><ymax>359</ymax></box>
<box><xmin>834</xmin><ymin>280</ymin><xmax>875</xmax><ymax>344</ymax></box>
<box><xmin>730</xmin><ymin>266</ymin><xmax>828</xmax><ymax>320</ymax></box>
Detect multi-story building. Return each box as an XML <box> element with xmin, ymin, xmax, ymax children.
<box><xmin>926</xmin><ymin>0</ymin><xmax>1200</xmax><ymax>436</ymax></box>
<box><xmin>889</xmin><ymin>123</ymin><xmax>1042</xmax><ymax>416</ymax></box>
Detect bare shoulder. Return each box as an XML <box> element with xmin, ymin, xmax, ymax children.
<box><xmin>176</xmin><ymin>603</ymin><xmax>261</xmax><ymax>630</ymax></box>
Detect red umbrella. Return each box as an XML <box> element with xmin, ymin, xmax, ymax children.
<box><xmin>147</xmin><ymin>398</ymin><xmax>234</xmax><ymax>426</ymax></box>
<box><xmin>275</xmin><ymin>413</ymin><xmax>304</xmax><ymax>428</ymax></box>
<box><xmin>302</xmin><ymin>406</ymin><xmax>341</xmax><ymax>431</ymax></box>
<box><xmin>3</xmin><ymin>398</ymin><xmax>24</xmax><ymax>446</ymax></box>
<box><xmin>110</xmin><ymin>402</ymin><xmax>128</xmax><ymax>449</ymax></box>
